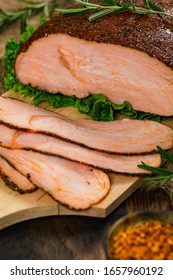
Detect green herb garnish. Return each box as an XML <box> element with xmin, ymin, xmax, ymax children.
<box><xmin>138</xmin><ymin>146</ymin><xmax>173</xmax><ymax>188</ymax></box>
<box><xmin>1</xmin><ymin>1</ymin><xmax>172</xmax><ymax>34</ymax></box>
<box><xmin>55</xmin><ymin>0</ymin><xmax>173</xmax><ymax>21</ymax></box>
<box><xmin>0</xmin><ymin>0</ymin><xmax>57</xmax><ymax>33</ymax></box>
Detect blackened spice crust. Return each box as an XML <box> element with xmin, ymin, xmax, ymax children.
<box><xmin>17</xmin><ymin>0</ymin><xmax>173</xmax><ymax>70</ymax></box>
<box><xmin>0</xmin><ymin>169</ymin><xmax>37</xmax><ymax>194</ymax></box>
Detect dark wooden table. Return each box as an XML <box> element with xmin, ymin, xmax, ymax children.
<box><xmin>0</xmin><ymin>0</ymin><xmax>172</xmax><ymax>260</ymax></box>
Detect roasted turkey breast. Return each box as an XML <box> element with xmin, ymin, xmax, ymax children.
<box><xmin>0</xmin><ymin>146</ymin><xmax>110</xmax><ymax>210</ymax></box>
<box><xmin>0</xmin><ymin>97</ymin><xmax>172</xmax><ymax>154</ymax></box>
<box><xmin>15</xmin><ymin>0</ymin><xmax>173</xmax><ymax>115</ymax></box>
<box><xmin>0</xmin><ymin>123</ymin><xmax>162</xmax><ymax>174</ymax></box>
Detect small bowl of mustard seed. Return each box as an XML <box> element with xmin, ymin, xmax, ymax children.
<box><xmin>106</xmin><ymin>211</ymin><xmax>173</xmax><ymax>260</ymax></box>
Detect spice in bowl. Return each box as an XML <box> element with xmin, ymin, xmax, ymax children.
<box><xmin>109</xmin><ymin>220</ymin><xmax>173</xmax><ymax>260</ymax></box>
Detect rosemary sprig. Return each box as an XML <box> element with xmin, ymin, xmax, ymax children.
<box><xmin>138</xmin><ymin>146</ymin><xmax>173</xmax><ymax>187</ymax></box>
<box><xmin>0</xmin><ymin>0</ymin><xmax>57</xmax><ymax>33</ymax></box>
<box><xmin>55</xmin><ymin>0</ymin><xmax>173</xmax><ymax>21</ymax></box>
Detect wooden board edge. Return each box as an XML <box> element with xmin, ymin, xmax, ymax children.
<box><xmin>104</xmin><ymin>177</ymin><xmax>142</xmax><ymax>216</ymax></box>
<box><xmin>0</xmin><ymin>204</ymin><xmax>58</xmax><ymax>230</ymax></box>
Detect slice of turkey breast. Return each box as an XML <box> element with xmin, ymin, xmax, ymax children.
<box><xmin>0</xmin><ymin>97</ymin><xmax>172</xmax><ymax>154</ymax></box>
<box><xmin>0</xmin><ymin>146</ymin><xmax>110</xmax><ymax>210</ymax></box>
<box><xmin>0</xmin><ymin>124</ymin><xmax>161</xmax><ymax>174</ymax></box>
<box><xmin>0</xmin><ymin>125</ymin><xmax>161</xmax><ymax>174</ymax></box>
<box><xmin>15</xmin><ymin>0</ymin><xmax>173</xmax><ymax>116</ymax></box>
<box><xmin>0</xmin><ymin>155</ymin><xmax>37</xmax><ymax>193</ymax></box>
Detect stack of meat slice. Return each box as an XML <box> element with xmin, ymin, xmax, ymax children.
<box><xmin>0</xmin><ymin>97</ymin><xmax>173</xmax><ymax>209</ymax></box>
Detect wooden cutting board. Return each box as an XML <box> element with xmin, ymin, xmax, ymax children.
<box><xmin>0</xmin><ymin>90</ymin><xmax>172</xmax><ymax>230</ymax></box>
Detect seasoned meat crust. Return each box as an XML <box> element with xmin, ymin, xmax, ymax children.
<box><xmin>0</xmin><ymin>155</ymin><xmax>37</xmax><ymax>193</ymax></box>
<box><xmin>18</xmin><ymin>0</ymin><xmax>173</xmax><ymax>70</ymax></box>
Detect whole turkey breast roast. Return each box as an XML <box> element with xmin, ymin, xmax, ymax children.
<box><xmin>15</xmin><ymin>0</ymin><xmax>173</xmax><ymax>116</ymax></box>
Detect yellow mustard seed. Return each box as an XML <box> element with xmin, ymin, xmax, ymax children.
<box><xmin>110</xmin><ymin>220</ymin><xmax>173</xmax><ymax>260</ymax></box>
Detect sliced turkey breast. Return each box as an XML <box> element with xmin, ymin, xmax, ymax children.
<box><xmin>0</xmin><ymin>97</ymin><xmax>172</xmax><ymax>154</ymax></box>
<box><xmin>0</xmin><ymin>124</ymin><xmax>161</xmax><ymax>174</ymax></box>
<box><xmin>0</xmin><ymin>155</ymin><xmax>37</xmax><ymax>193</ymax></box>
<box><xmin>0</xmin><ymin>146</ymin><xmax>110</xmax><ymax>210</ymax></box>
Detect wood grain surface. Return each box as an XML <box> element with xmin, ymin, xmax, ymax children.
<box><xmin>0</xmin><ymin>0</ymin><xmax>172</xmax><ymax>260</ymax></box>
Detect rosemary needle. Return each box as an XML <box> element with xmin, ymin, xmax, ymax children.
<box><xmin>1</xmin><ymin>0</ymin><xmax>172</xmax><ymax>33</ymax></box>
<box><xmin>55</xmin><ymin>0</ymin><xmax>173</xmax><ymax>21</ymax></box>
<box><xmin>0</xmin><ymin>0</ymin><xmax>57</xmax><ymax>33</ymax></box>
<box><xmin>138</xmin><ymin>146</ymin><xmax>173</xmax><ymax>187</ymax></box>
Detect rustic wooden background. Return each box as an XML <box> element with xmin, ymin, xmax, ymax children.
<box><xmin>0</xmin><ymin>0</ymin><xmax>172</xmax><ymax>260</ymax></box>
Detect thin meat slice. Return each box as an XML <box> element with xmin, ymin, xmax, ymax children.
<box><xmin>0</xmin><ymin>146</ymin><xmax>110</xmax><ymax>210</ymax></box>
<box><xmin>15</xmin><ymin>1</ymin><xmax>173</xmax><ymax>116</ymax></box>
<box><xmin>0</xmin><ymin>155</ymin><xmax>37</xmax><ymax>193</ymax></box>
<box><xmin>0</xmin><ymin>97</ymin><xmax>172</xmax><ymax>154</ymax></box>
<box><xmin>0</xmin><ymin>124</ymin><xmax>161</xmax><ymax>174</ymax></box>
